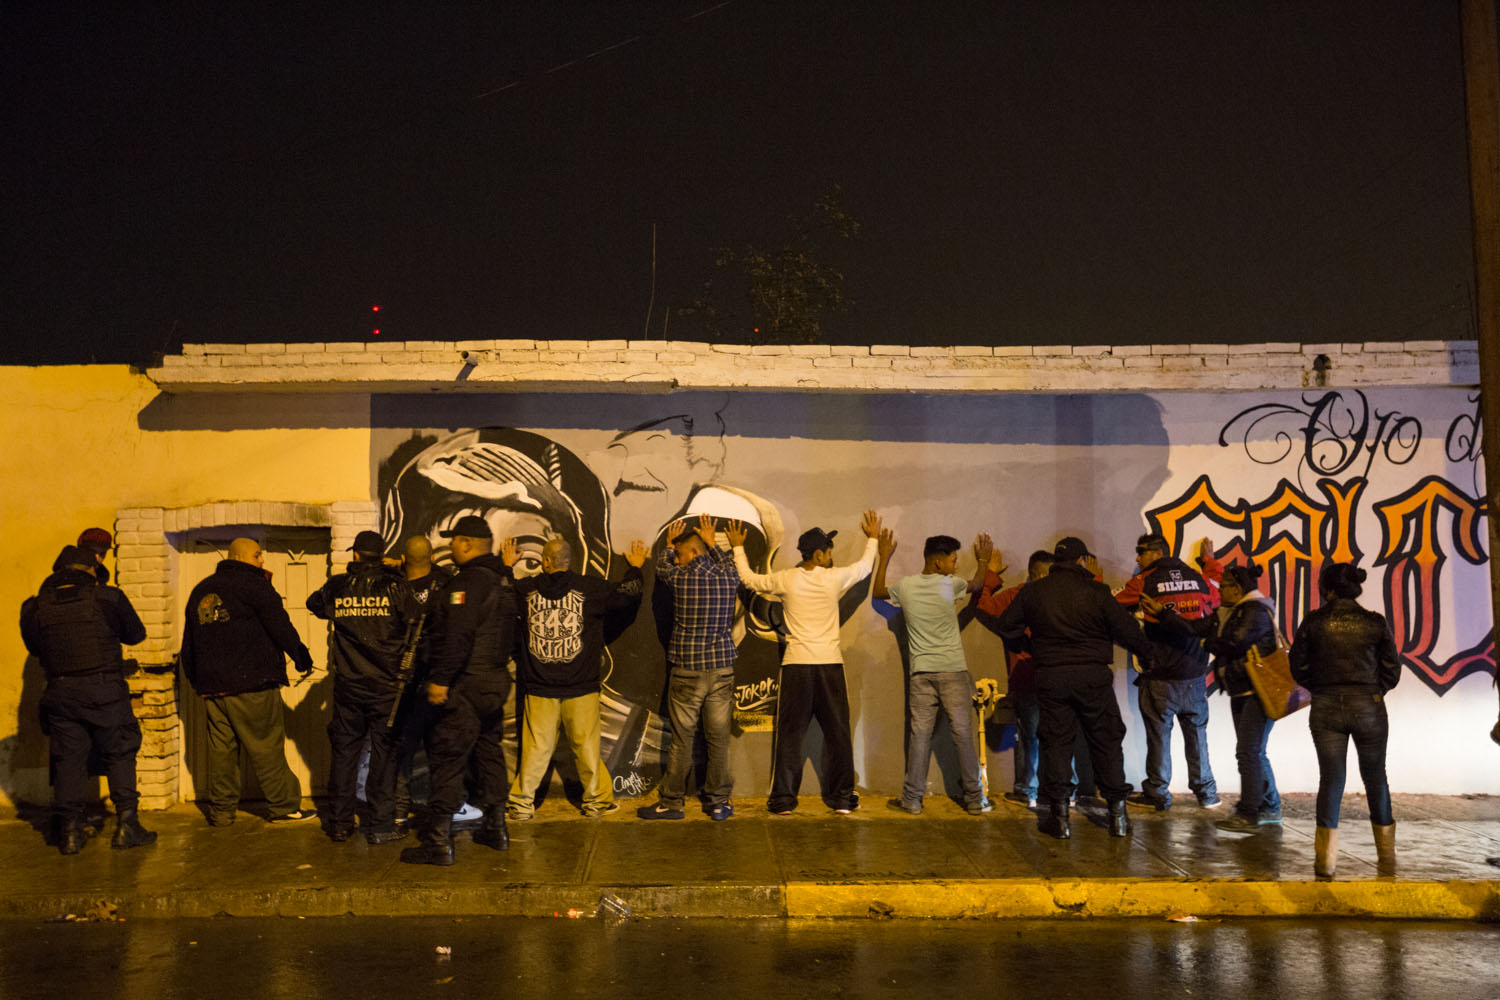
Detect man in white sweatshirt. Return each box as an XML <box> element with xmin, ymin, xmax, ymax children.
<box><xmin>726</xmin><ymin>509</ymin><xmax>881</xmax><ymax>814</ymax></box>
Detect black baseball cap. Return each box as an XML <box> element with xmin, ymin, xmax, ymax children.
<box><xmin>797</xmin><ymin>527</ymin><xmax>838</xmax><ymax>558</ymax></box>
<box><xmin>1053</xmin><ymin>536</ymin><xmax>1093</xmax><ymax>562</ymax></box>
<box><xmin>438</xmin><ymin>515</ymin><xmax>493</xmax><ymax>539</ymax></box>
<box><xmin>348</xmin><ymin>530</ymin><xmax>385</xmax><ymax>555</ymax></box>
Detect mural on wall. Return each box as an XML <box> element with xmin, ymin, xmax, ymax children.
<box><xmin>1145</xmin><ymin>390</ymin><xmax>1492</xmax><ymax>694</ymax></box>
<box><xmin>376</xmin><ymin>416</ymin><xmax>793</xmax><ymax>797</ymax></box>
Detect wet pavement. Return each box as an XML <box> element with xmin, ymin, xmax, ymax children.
<box><xmin>1</xmin><ymin>793</ymin><xmax>1498</xmax><ymax>921</ymax></box>
<box><xmin>4</xmin><ymin>916</ymin><xmax>1500</xmax><ymax>999</ymax></box>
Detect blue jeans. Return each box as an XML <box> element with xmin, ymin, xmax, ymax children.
<box><xmin>901</xmin><ymin>671</ymin><xmax>982</xmax><ymax>808</ymax></box>
<box><xmin>1229</xmin><ymin>693</ymin><xmax>1281</xmax><ymax>819</ymax></box>
<box><xmin>1010</xmin><ymin>691</ymin><xmax>1076</xmax><ymax>800</ymax></box>
<box><xmin>656</xmin><ymin>666</ymin><xmax>735</xmax><ymax>810</ymax></box>
<box><xmin>1137</xmin><ymin>677</ymin><xmax>1216</xmax><ymax>806</ymax></box>
<box><xmin>1309</xmin><ymin>691</ymin><xmax>1392</xmax><ymax>828</ymax></box>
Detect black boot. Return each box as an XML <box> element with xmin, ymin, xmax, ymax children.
<box><xmin>111</xmin><ymin>807</ymin><xmax>158</xmax><ymax>849</ymax></box>
<box><xmin>1108</xmin><ymin>799</ymin><xmax>1132</xmax><ymax>838</ymax></box>
<box><xmin>471</xmin><ymin>811</ymin><xmax>509</xmax><ymax>851</ymax></box>
<box><xmin>1038</xmin><ymin>802</ymin><xmax>1070</xmax><ymax>840</ymax></box>
<box><xmin>58</xmin><ymin>816</ymin><xmax>88</xmax><ymax>856</ymax></box>
<box><xmin>400</xmin><ymin>815</ymin><xmax>455</xmax><ymax>866</ymax></box>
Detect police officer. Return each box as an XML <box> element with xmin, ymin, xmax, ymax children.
<box><xmin>392</xmin><ymin>535</ymin><xmax>453</xmax><ymax>829</ymax></box>
<box><xmin>401</xmin><ymin>515</ymin><xmax>518</xmax><ymax>866</ymax></box>
<box><xmin>307</xmin><ymin>530</ymin><xmax>420</xmax><ymax>844</ymax></box>
<box><xmin>21</xmin><ymin>545</ymin><xmax>155</xmax><ymax>854</ymax></box>
<box><xmin>995</xmin><ymin>536</ymin><xmax>1155</xmax><ymax>840</ymax></box>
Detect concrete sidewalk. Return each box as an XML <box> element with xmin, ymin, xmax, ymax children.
<box><xmin>3</xmin><ymin>793</ymin><xmax>1498</xmax><ymax>922</ymax></box>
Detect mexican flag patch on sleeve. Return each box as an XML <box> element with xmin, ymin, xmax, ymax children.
<box><xmin>448</xmin><ymin>590</ymin><xmax>466</xmax><ymax>605</ymax></box>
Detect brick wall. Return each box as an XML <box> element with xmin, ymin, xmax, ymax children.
<box><xmin>148</xmin><ymin>339</ymin><xmax>1481</xmax><ymax>393</ymax></box>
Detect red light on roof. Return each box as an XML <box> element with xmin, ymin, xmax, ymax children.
<box><xmin>372</xmin><ymin>305</ymin><xmax>381</xmax><ymax>312</ymax></box>
<box><xmin>372</xmin><ymin>329</ymin><xmax>381</xmax><ymax>336</ymax></box>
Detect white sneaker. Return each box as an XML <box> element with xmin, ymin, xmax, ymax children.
<box><xmin>451</xmin><ymin>803</ymin><xmax>484</xmax><ymax>823</ymax></box>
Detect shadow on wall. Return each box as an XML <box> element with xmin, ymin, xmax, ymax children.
<box><xmin>137</xmin><ymin>393</ymin><xmax>374</xmax><ymax>432</ymax></box>
<box><xmin>0</xmin><ymin>655</ymin><xmax>52</xmax><ymax>809</ymax></box>
<box><xmin>370</xmin><ymin>391</ymin><xmax>1171</xmax><ymax>449</ymax></box>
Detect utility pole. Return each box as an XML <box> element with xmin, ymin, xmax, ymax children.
<box><xmin>1460</xmin><ymin>0</ymin><xmax>1500</xmax><ymax>704</ymax></box>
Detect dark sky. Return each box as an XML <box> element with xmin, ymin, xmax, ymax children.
<box><xmin>0</xmin><ymin>1</ymin><xmax>1478</xmax><ymax>364</ymax></box>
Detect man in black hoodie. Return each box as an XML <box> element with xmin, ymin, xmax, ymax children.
<box><xmin>401</xmin><ymin>516</ymin><xmax>518</xmax><ymax>866</ymax></box>
<box><xmin>181</xmin><ymin>538</ymin><xmax>317</xmax><ymax>826</ymax></box>
<box><xmin>504</xmin><ymin>535</ymin><xmax>647</xmax><ymax>821</ymax></box>
<box><xmin>995</xmin><ymin>536</ymin><xmax>1155</xmax><ymax>840</ymax></box>
<box><xmin>307</xmin><ymin>530</ymin><xmax>420</xmax><ymax>844</ymax></box>
<box><xmin>22</xmin><ymin>545</ymin><xmax>153</xmax><ymax>854</ymax></box>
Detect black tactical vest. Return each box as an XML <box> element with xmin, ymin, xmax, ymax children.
<box><xmin>34</xmin><ymin>583</ymin><xmax>123</xmax><ymax>678</ymax></box>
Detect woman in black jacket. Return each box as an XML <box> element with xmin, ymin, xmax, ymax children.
<box><xmin>1288</xmin><ymin>562</ymin><xmax>1401</xmax><ymax>879</ymax></box>
<box><xmin>1145</xmin><ymin>563</ymin><xmax>1282</xmax><ymax>835</ymax></box>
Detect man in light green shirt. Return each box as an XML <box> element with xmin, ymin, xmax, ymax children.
<box><xmin>874</xmin><ymin>530</ymin><xmax>990</xmax><ymax>814</ymax></box>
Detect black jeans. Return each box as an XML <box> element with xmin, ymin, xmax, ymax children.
<box><xmin>1036</xmin><ymin>663</ymin><xmax>1129</xmax><ymax>807</ymax></box>
<box><xmin>1309</xmin><ymin>690</ymin><xmax>1392</xmax><ymax>828</ymax></box>
<box><xmin>1229</xmin><ymin>693</ymin><xmax>1281</xmax><ymax>819</ymax></box>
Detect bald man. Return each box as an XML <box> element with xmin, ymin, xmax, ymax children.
<box><xmin>181</xmin><ymin>537</ymin><xmax>317</xmax><ymax>826</ymax></box>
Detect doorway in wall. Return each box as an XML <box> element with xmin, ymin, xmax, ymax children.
<box><xmin>174</xmin><ymin>526</ymin><xmax>332</xmax><ymax>804</ymax></box>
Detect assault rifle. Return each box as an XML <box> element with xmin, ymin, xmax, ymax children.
<box><xmin>386</xmin><ymin>612</ymin><xmax>426</xmax><ymax>728</ymax></box>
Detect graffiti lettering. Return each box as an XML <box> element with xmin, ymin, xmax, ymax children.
<box><xmin>1147</xmin><ymin>473</ymin><xmax>1493</xmax><ymax>695</ymax></box>
<box><xmin>1219</xmin><ymin>390</ymin><xmax>1421</xmax><ymax>487</ymax></box>
<box><xmin>735</xmin><ymin>677</ymin><xmax>778</xmax><ymax>712</ymax></box>
<box><xmin>1373</xmin><ymin>476</ymin><xmax>1494</xmax><ymax>691</ymax></box>
<box><xmin>613</xmin><ymin>771</ymin><xmax>650</xmax><ymax>796</ymax></box>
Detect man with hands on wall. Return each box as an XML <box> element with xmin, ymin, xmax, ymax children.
<box><xmin>727</xmin><ymin>510</ymin><xmax>881</xmax><ymax>816</ymax></box>
<box><xmin>638</xmin><ymin>513</ymin><xmax>741</xmax><ymax>822</ymax></box>
<box><xmin>872</xmin><ymin>528</ymin><xmax>992</xmax><ymax>815</ymax></box>
<box><xmin>504</xmin><ymin>535</ymin><xmax>648</xmax><ymax>822</ymax></box>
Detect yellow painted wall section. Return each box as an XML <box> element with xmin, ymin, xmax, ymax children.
<box><xmin>0</xmin><ymin>365</ymin><xmax>370</xmax><ymax>807</ymax></box>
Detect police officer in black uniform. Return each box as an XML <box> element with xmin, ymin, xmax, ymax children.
<box><xmin>21</xmin><ymin>545</ymin><xmax>155</xmax><ymax>854</ymax></box>
<box><xmin>392</xmin><ymin>535</ymin><xmax>453</xmax><ymax>828</ymax></box>
<box><xmin>995</xmin><ymin>536</ymin><xmax>1155</xmax><ymax>840</ymax></box>
<box><xmin>401</xmin><ymin>515</ymin><xmax>518</xmax><ymax>866</ymax></box>
<box><xmin>308</xmin><ymin>530</ymin><xmax>420</xmax><ymax>843</ymax></box>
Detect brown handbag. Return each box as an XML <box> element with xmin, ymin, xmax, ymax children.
<box><xmin>1245</xmin><ymin>642</ymin><xmax>1311</xmax><ymax>720</ymax></box>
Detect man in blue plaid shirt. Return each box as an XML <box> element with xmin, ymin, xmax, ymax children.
<box><xmin>638</xmin><ymin>513</ymin><xmax>741</xmax><ymax>821</ymax></box>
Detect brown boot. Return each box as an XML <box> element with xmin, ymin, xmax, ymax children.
<box><xmin>1314</xmin><ymin>826</ymin><xmax>1338</xmax><ymax>880</ymax></box>
<box><xmin>1372</xmin><ymin>822</ymin><xmax>1396</xmax><ymax>875</ymax></box>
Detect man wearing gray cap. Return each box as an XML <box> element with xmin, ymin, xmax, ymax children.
<box><xmin>307</xmin><ymin>530</ymin><xmax>419</xmax><ymax>843</ymax></box>
<box><xmin>995</xmin><ymin>536</ymin><xmax>1154</xmax><ymax>839</ymax></box>
<box><xmin>727</xmin><ymin>510</ymin><xmax>882</xmax><ymax>815</ymax></box>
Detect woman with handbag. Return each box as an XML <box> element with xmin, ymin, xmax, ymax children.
<box><xmin>1143</xmin><ymin>562</ymin><xmax>1283</xmax><ymax>835</ymax></box>
<box><xmin>1288</xmin><ymin>562</ymin><xmax>1402</xmax><ymax>879</ymax></box>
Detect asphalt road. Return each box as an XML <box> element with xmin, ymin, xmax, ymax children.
<box><xmin>4</xmin><ymin>916</ymin><xmax>1499</xmax><ymax>999</ymax></box>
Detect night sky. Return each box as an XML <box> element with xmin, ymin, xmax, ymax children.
<box><xmin>0</xmin><ymin>2</ymin><xmax>1478</xmax><ymax>364</ymax></box>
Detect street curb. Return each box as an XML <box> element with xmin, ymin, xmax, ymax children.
<box><xmin>783</xmin><ymin>878</ymin><xmax>1500</xmax><ymax>920</ymax></box>
<box><xmin>4</xmin><ymin>879</ymin><xmax>1498</xmax><ymax>922</ymax></box>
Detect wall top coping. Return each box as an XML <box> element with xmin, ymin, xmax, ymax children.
<box><xmin>146</xmin><ymin>339</ymin><xmax>1482</xmax><ymax>395</ymax></box>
